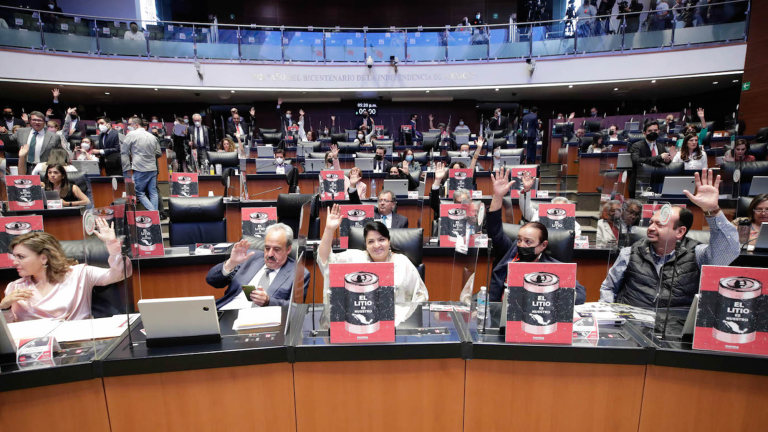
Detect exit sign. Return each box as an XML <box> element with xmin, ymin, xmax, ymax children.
<box><xmin>493</xmin><ymin>13</ymin><xmax>498</xmax><ymax>19</ymax></box>
<box><xmin>742</xmin><ymin>82</ymin><xmax>751</xmax><ymax>91</ymax></box>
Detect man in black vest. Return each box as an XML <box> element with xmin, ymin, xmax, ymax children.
<box><xmin>600</xmin><ymin>169</ymin><xmax>740</xmax><ymax>308</ymax></box>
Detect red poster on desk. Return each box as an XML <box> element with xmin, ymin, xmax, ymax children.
<box><xmin>169</xmin><ymin>173</ymin><xmax>199</xmax><ymax>197</ymax></box>
<box><xmin>7</xmin><ymin>175</ymin><xmax>44</xmax><ymax>211</ymax></box>
<box><xmin>505</xmin><ymin>262</ymin><xmax>576</xmax><ymax>345</ymax></box>
<box><xmin>329</xmin><ymin>262</ymin><xmax>395</xmax><ymax>344</ymax></box>
<box><xmin>0</xmin><ymin>216</ymin><xmax>44</xmax><ymax>268</ymax></box>
<box><xmin>126</xmin><ymin>210</ymin><xmax>164</xmax><ymax>257</ymax></box>
<box><xmin>319</xmin><ymin>170</ymin><xmax>347</xmax><ymax>201</ymax></box>
<box><xmin>447</xmin><ymin>169</ymin><xmax>474</xmax><ymax>198</ymax></box>
<box><xmin>338</xmin><ymin>205</ymin><xmax>375</xmax><ymax>249</ymax></box>
<box><xmin>241</xmin><ymin>207</ymin><xmax>277</xmax><ymax>238</ymax></box>
<box><xmin>538</xmin><ymin>203</ymin><xmax>576</xmax><ymax>233</ymax></box>
<box><xmin>439</xmin><ymin>203</ymin><xmax>481</xmax><ymax>248</ymax></box>
<box><xmin>641</xmin><ymin>203</ymin><xmax>686</xmax><ymax>226</ymax></box>
<box><xmin>508</xmin><ymin>167</ymin><xmax>537</xmax><ymax>199</ymax></box>
<box><xmin>693</xmin><ymin>266</ymin><xmax>768</xmax><ymax>357</ymax></box>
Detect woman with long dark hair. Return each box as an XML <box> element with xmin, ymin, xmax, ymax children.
<box><xmin>672</xmin><ymin>133</ymin><xmax>707</xmax><ymax>170</ymax></box>
<box><xmin>44</xmin><ymin>164</ymin><xmax>90</xmax><ymax>207</ymax></box>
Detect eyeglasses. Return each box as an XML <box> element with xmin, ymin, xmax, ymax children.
<box><xmin>753</xmin><ymin>209</ymin><xmax>768</xmax><ymax>215</ymax></box>
<box><xmin>378</xmin><ymin>199</ymin><xmax>393</xmax><ymax>204</ymax></box>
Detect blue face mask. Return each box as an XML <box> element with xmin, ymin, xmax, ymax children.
<box><xmin>405</xmin><ymin>155</ymin><xmax>414</xmax><ymax>162</ymax></box>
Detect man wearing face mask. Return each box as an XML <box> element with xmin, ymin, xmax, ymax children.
<box><xmin>2</xmin><ymin>107</ymin><xmax>25</xmax><ymax>131</ymax></box>
<box><xmin>276</xmin><ymin>98</ymin><xmax>296</xmax><ymax>137</ymax></box>
<box><xmin>96</xmin><ymin>116</ymin><xmax>123</xmax><ymax>176</ymax></box>
<box><xmin>589</xmin><ymin>107</ymin><xmax>599</xmax><ymax>117</ymax></box>
<box><xmin>489</xmin><ymin>108</ymin><xmax>508</xmax><ymax>133</ymax></box>
<box><xmin>372</xmin><ymin>146</ymin><xmax>392</xmax><ymax>173</ymax></box>
<box><xmin>629</xmin><ymin>121</ymin><xmax>670</xmax><ymax>198</ymax></box>
<box><xmin>226</xmin><ymin>113</ymin><xmax>251</xmax><ymax>146</ymax></box>
<box><xmin>607</xmin><ymin>124</ymin><xmax>620</xmax><ymax>141</ymax></box>
<box><xmin>455</xmin><ymin>118</ymin><xmax>470</xmax><ymax>132</ymax></box>
<box><xmin>124</xmin><ymin>22</ymin><xmax>145</xmax><ymax>41</ymax></box>
<box><xmin>187</xmin><ymin>113</ymin><xmax>211</xmax><ymax>169</ymax></box>
<box><xmin>522</xmin><ymin>106</ymin><xmax>539</xmax><ymax>164</ymax></box>
<box><xmin>487</xmin><ymin>167</ymin><xmax>586</xmax><ymax>303</ymax></box>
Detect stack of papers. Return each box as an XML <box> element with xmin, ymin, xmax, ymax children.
<box><xmin>575</xmin><ymin>302</ymin><xmax>656</xmax><ymax>327</ymax></box>
<box><xmin>232</xmin><ymin>306</ymin><xmax>282</xmax><ymax>331</ymax></box>
<box><xmin>8</xmin><ymin>314</ymin><xmax>139</xmax><ymax>343</ymax></box>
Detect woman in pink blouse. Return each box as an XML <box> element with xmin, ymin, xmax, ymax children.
<box><xmin>0</xmin><ymin>218</ymin><xmax>131</xmax><ymax>322</ymax></box>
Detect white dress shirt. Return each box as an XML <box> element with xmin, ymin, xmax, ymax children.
<box><xmin>219</xmin><ymin>264</ymin><xmax>281</xmax><ymax>310</ymax></box>
<box><xmin>124</xmin><ymin>30</ymin><xmax>146</xmax><ymax>41</ymax></box>
<box><xmin>28</xmin><ymin>129</ymin><xmax>45</xmax><ymax>163</ymax></box>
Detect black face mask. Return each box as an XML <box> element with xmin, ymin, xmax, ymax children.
<box><xmin>387</xmin><ymin>174</ymin><xmax>400</xmax><ymax>179</ymax></box>
<box><xmin>4</xmin><ymin>113</ymin><xmax>13</xmax><ymax>119</ymax></box>
<box><xmin>646</xmin><ymin>131</ymin><xmax>659</xmax><ymax>142</ymax></box>
<box><xmin>326</xmin><ymin>159</ymin><xmax>333</xmax><ymax>165</ymax></box>
<box><xmin>517</xmin><ymin>246</ymin><xmax>539</xmax><ymax>262</ymax></box>
<box><xmin>70</xmin><ymin>114</ymin><xmax>78</xmax><ymax>120</ymax></box>
<box><xmin>375</xmin><ymin>154</ymin><xmax>383</xmax><ymax>161</ymax></box>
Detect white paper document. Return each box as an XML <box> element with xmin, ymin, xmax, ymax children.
<box><xmin>232</xmin><ymin>306</ymin><xmax>282</xmax><ymax>330</ymax></box>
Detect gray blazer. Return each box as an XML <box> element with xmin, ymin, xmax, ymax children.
<box><xmin>9</xmin><ymin>127</ymin><xmax>62</xmax><ymax>163</ymax></box>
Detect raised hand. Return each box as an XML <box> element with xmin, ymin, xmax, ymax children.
<box><xmin>46</xmin><ymin>108</ymin><xmax>53</xmax><ymax>117</ymax></box>
<box><xmin>330</xmin><ymin>144</ymin><xmax>339</xmax><ymax>158</ymax></box>
<box><xmin>521</xmin><ymin>170</ymin><xmax>536</xmax><ymax>192</ymax></box>
<box><xmin>52</xmin><ymin>88</ymin><xmax>60</xmax><ymax>99</ymax></box>
<box><xmin>19</xmin><ymin>144</ymin><xmax>29</xmax><ymax>158</ymax></box>
<box><xmin>299</xmin><ymin>109</ymin><xmax>305</xmax><ymax>117</ymax></box>
<box><xmin>277</xmin><ymin>98</ymin><xmax>283</xmax><ymax>105</ymax></box>
<box><xmin>326</xmin><ymin>203</ymin><xmax>343</xmax><ymax>231</ymax></box>
<box><xmin>434</xmin><ymin>162</ymin><xmax>448</xmax><ymax>182</ymax></box>
<box><xmin>93</xmin><ymin>217</ymin><xmax>117</xmax><ymax>243</ymax></box>
<box><xmin>684</xmin><ymin>168</ymin><xmax>721</xmax><ymax>213</ymax></box>
<box><xmin>349</xmin><ymin>170</ymin><xmax>361</xmax><ymax>187</ymax></box>
<box><xmin>697</xmin><ymin>107</ymin><xmax>705</xmax><ymax>119</ymax></box>
<box><xmin>227</xmin><ymin>239</ymin><xmax>255</xmax><ymax>269</ymax></box>
<box><xmin>474</xmin><ymin>137</ymin><xmax>484</xmax><ymax>157</ymax></box>
<box><xmin>401</xmin><ymin>160</ymin><xmax>410</xmax><ymax>173</ymax></box>
<box><xmin>330</xmin><ymin>115</ymin><xmax>336</xmax><ymax>122</ymax></box>
<box><xmin>491</xmin><ymin>168</ymin><xmax>516</xmax><ymax>197</ymax></box>
<box><xmin>66</xmin><ymin>107</ymin><xmax>76</xmax><ymax>116</ymax></box>
<box><xmin>428</xmin><ymin>114</ymin><xmax>434</xmax><ymax>121</ymax></box>
<box><xmin>21</xmin><ymin>113</ymin><xmax>28</xmax><ymax>123</ymax></box>
<box><xmin>0</xmin><ymin>126</ymin><xmax>7</xmax><ymax>134</ymax></box>
<box><xmin>250</xmin><ymin>107</ymin><xmax>255</xmax><ymax>116</ymax></box>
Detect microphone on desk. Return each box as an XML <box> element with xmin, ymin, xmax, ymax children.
<box><xmin>248</xmin><ymin>187</ymin><xmax>283</xmax><ymax>199</ymax></box>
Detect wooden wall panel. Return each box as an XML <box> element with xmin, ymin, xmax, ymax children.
<box><xmin>739</xmin><ymin>1</ymin><xmax>768</xmax><ymax>134</ymax></box>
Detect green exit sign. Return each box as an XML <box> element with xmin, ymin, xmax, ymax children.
<box><xmin>493</xmin><ymin>13</ymin><xmax>498</xmax><ymax>19</ymax></box>
<box><xmin>742</xmin><ymin>82</ymin><xmax>751</xmax><ymax>91</ymax></box>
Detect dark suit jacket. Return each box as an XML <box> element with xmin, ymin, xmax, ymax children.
<box><xmin>489</xmin><ymin>115</ymin><xmax>509</xmax><ymax>132</ymax></box>
<box><xmin>348</xmin><ymin>188</ymin><xmax>409</xmax><ymax>228</ymax></box>
<box><xmin>6</xmin><ymin>127</ymin><xmax>62</xmax><ymax>162</ymax></box>
<box><xmin>629</xmin><ymin>139</ymin><xmax>670</xmax><ymax>196</ymax></box>
<box><xmin>522</xmin><ymin>112</ymin><xmax>538</xmax><ymax>139</ymax></box>
<box><xmin>3</xmin><ymin>117</ymin><xmax>25</xmax><ymax>129</ymax></box>
<box><xmin>487</xmin><ymin>209</ymin><xmax>586</xmax><ymax>304</ymax></box>
<box><xmin>99</xmin><ymin>128</ymin><xmax>121</xmax><ymax>156</ymax></box>
<box><xmin>187</xmin><ymin>125</ymin><xmax>212</xmax><ymax>152</ymax></box>
<box><xmin>372</xmin><ymin>158</ymin><xmax>392</xmax><ymax>173</ymax></box>
<box><xmin>226</xmin><ymin>122</ymin><xmax>251</xmax><ymax>140</ymax></box>
<box><xmin>206</xmin><ymin>251</ymin><xmax>310</xmax><ymax>308</ymax></box>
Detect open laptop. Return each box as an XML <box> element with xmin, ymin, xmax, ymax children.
<box><xmin>138</xmin><ymin>296</ymin><xmax>221</xmax><ymax>347</ymax></box>
<box><xmin>624</xmin><ymin>121</ymin><xmax>640</xmax><ymax>132</ymax></box>
<box><xmin>355</xmin><ymin>158</ymin><xmax>375</xmax><ymax>171</ymax></box>
<box><xmin>428</xmin><ymin>128</ymin><xmax>441</xmax><ymax>134</ymax></box>
<box><xmin>71</xmin><ymin>160</ymin><xmax>100</xmax><ymax>175</ymax></box>
<box><xmin>748</xmin><ymin>176</ymin><xmax>768</xmax><ymax>196</ymax></box>
<box><xmin>303</xmin><ymin>158</ymin><xmax>326</xmax><ymax>173</ymax></box>
<box><xmin>0</xmin><ymin>313</ymin><xmax>16</xmax><ymax>360</ymax></box>
<box><xmin>450</xmin><ymin>156</ymin><xmax>472</xmax><ymax>167</ymax></box>
<box><xmin>376</xmin><ymin>144</ymin><xmax>393</xmax><ymax>156</ymax></box>
<box><xmin>256</xmin><ymin>146</ymin><xmax>274</xmax><ymax>158</ymax></box>
<box><xmin>660</xmin><ymin>177</ymin><xmax>695</xmax><ymax>196</ymax></box>
<box><xmin>754</xmin><ymin>223</ymin><xmax>768</xmax><ymax>251</ymax></box>
<box><xmin>617</xmin><ymin>153</ymin><xmax>632</xmax><ymax>169</ymax></box>
<box><xmin>383</xmin><ymin>179</ymin><xmax>409</xmax><ymax>197</ymax></box>
<box><xmin>455</xmin><ymin>134</ymin><xmax>470</xmax><ymax>145</ymax></box>
<box><xmin>297</xmin><ymin>143</ymin><xmax>318</xmax><ymax>157</ymax></box>
<box><xmin>497</xmin><ymin>156</ymin><xmax>521</xmax><ymax>166</ymax></box>
<box><xmin>256</xmin><ymin>159</ymin><xmax>292</xmax><ymax>173</ymax></box>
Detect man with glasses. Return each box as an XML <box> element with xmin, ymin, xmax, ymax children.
<box><xmin>348</xmin><ymin>183</ymin><xmax>409</xmax><ymax>229</ymax></box>
<box><xmin>0</xmin><ymin>111</ymin><xmax>62</xmax><ymax>173</ymax></box>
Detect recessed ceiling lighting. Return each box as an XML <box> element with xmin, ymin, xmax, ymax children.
<box><xmin>614</xmin><ymin>87</ymin><xmax>619</xmax><ymax>91</ymax></box>
<box><xmin>230</xmin><ymin>90</ymin><xmax>235</xmax><ymax>93</ymax></box>
<box><xmin>733</xmin><ymin>79</ymin><xmax>739</xmax><ymax>83</ymax></box>
<box><xmin>154</xmin><ymin>88</ymin><xmax>158</xmax><ymax>91</ymax></box>
<box><xmin>425</xmin><ymin>90</ymin><xmax>430</xmax><ymax>93</ymax></box>
<box><xmin>568</xmin><ymin>85</ymin><xmax>573</xmax><ymax>88</ymax></box>
<box><xmin>713</xmin><ymin>81</ymin><xmax>718</xmax><ymax>85</ymax></box>
<box><xmin>651</xmin><ymin>80</ymin><xmax>656</xmax><ymax>83</ymax></box>
<box><xmin>104</xmin><ymin>92</ymin><xmax>110</xmax><ymax>95</ymax></box>
<box><xmin>494</xmin><ymin>88</ymin><xmax>499</xmax><ymax>92</ymax></box>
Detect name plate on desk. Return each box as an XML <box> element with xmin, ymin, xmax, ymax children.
<box><xmin>537</xmin><ymin>190</ymin><xmax>549</xmax><ymax>198</ymax></box>
<box><xmin>503</xmin><ymin>262</ymin><xmax>576</xmax><ymax>345</ymax></box>
<box><xmin>471</xmin><ymin>190</ymin><xmax>483</xmax><ymax>199</ymax></box>
<box><xmin>574</xmin><ymin>236</ymin><xmax>590</xmax><ymax>249</ymax></box>
<box><xmin>45</xmin><ymin>200</ymin><xmax>62</xmax><ymax>209</ymax></box>
<box><xmin>329</xmin><ymin>262</ymin><xmax>395</xmax><ymax>344</ymax></box>
<box><xmin>408</xmin><ymin>191</ymin><xmax>419</xmax><ymax>199</ymax></box>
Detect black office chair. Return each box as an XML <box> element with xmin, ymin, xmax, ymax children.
<box><xmin>307</xmin><ymin>152</ymin><xmax>328</xmax><ymax>160</ymax></box>
<box><xmin>627</xmin><ymin>132</ymin><xmax>645</xmax><ymax>143</ymax></box>
<box><xmin>411</xmin><ymin>152</ymin><xmax>428</xmax><ymax>166</ymax></box>
<box><xmin>500</xmin><ymin>223</ymin><xmax>575</xmax><ymax>264</ymax></box>
<box><xmin>720</xmin><ymin>161</ymin><xmax>768</xmax><ymax>196</ymax></box>
<box><xmin>262</xmin><ymin>132</ymin><xmax>283</xmax><ymax>147</ymax></box>
<box><xmin>629</xmin><ymin>226</ymin><xmax>710</xmax><ymax>246</ymax></box>
<box><xmin>489</xmin><ymin>130</ymin><xmax>505</xmax><ymax>139</ymax></box>
<box><xmin>372</xmin><ymin>139</ymin><xmax>395</xmax><ymax>147</ymax></box>
<box><xmin>259</xmin><ymin>128</ymin><xmax>278</xmax><ymax>134</ymax></box>
<box><xmin>755</xmin><ymin>127</ymin><xmax>768</xmax><ymax>144</ymax></box>
<box><xmin>206</xmin><ymin>151</ymin><xmax>239</xmax><ymax>168</ymax></box>
<box><xmin>331</xmin><ymin>133</ymin><xmax>346</xmax><ymax>144</ymax></box>
<box><xmin>348</xmin><ymin>227</ymin><xmax>425</xmax><ymax>281</ymax></box>
<box><xmin>687</xmin><ymin>120</ymin><xmax>716</xmax><ymax>132</ymax></box>
<box><xmin>737</xmin><ymin>196</ymin><xmax>753</xmax><ymax>218</ymax></box>
<box><xmin>749</xmin><ymin>142</ymin><xmax>768</xmax><ymax>159</ymax></box>
<box><xmin>168</xmin><ymin>197</ymin><xmax>227</xmax><ymax>246</ymax></box>
<box><xmin>277</xmin><ymin>194</ymin><xmax>319</xmax><ymax>239</ymax></box>
<box><xmin>584</xmin><ymin>120</ymin><xmax>602</xmax><ymax>133</ymax></box>
<box><xmin>637</xmin><ymin>163</ymin><xmax>686</xmax><ymax>194</ymax></box>
<box><xmin>579</xmin><ymin>137</ymin><xmax>593</xmax><ymax>153</ymax></box>
<box><xmin>491</xmin><ymin>137</ymin><xmax>507</xmax><ymax>149</ymax></box>
<box><xmin>337</xmin><ymin>142</ymin><xmax>360</xmax><ymax>154</ymax></box>
<box><xmin>60</xmin><ymin>238</ymin><xmax>133</xmax><ymax>316</ymax></box>
<box><xmin>421</xmin><ymin>135</ymin><xmax>439</xmax><ymax>153</ymax></box>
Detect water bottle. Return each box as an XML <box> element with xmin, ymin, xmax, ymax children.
<box><xmin>296</xmin><ymin>185</ymin><xmax>300</xmax><ymax>195</ymax></box>
<box><xmin>370</xmin><ymin>179</ymin><xmax>377</xmax><ymax>197</ymax></box>
<box><xmin>477</xmin><ymin>286</ymin><xmax>488</xmax><ymax>326</ymax></box>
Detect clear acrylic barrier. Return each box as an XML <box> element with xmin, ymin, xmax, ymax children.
<box><xmin>284</xmin><ymin>29</ymin><xmax>324</xmax><ymax>62</ymax></box>
<box><xmin>43</xmin><ymin>14</ymin><xmax>98</xmax><ymax>54</ymax></box>
<box><xmin>621</xmin><ymin>10</ymin><xmax>672</xmax><ymax>50</ymax></box>
<box><xmin>193</xmin><ymin>24</ymin><xmax>239</xmax><ymax>60</ymax></box>
<box><xmin>365</xmin><ymin>30</ymin><xmax>405</xmax><ymax>62</ymax></box>
<box><xmin>407</xmin><ymin>30</ymin><xmax>445</xmax><ymax>62</ymax></box>
<box><xmin>148</xmin><ymin>21</ymin><xmax>195</xmax><ymax>58</ymax></box>
<box><xmin>0</xmin><ymin>9</ymin><xmax>42</xmax><ymax>50</ymax></box>
<box><xmin>447</xmin><ymin>27</ymin><xmax>488</xmax><ymax>61</ymax></box>
<box><xmin>240</xmin><ymin>28</ymin><xmax>282</xmax><ymax>61</ymax></box>
<box><xmin>325</xmin><ymin>30</ymin><xmax>365</xmax><ymax>62</ymax></box>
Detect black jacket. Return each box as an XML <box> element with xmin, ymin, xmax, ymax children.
<box><xmin>522</xmin><ymin>112</ymin><xmax>538</xmax><ymax>139</ymax></box>
<box><xmin>99</xmin><ymin>128</ymin><xmax>121</xmax><ymax>156</ymax></box>
<box><xmin>629</xmin><ymin>139</ymin><xmax>669</xmax><ymax>196</ymax></box>
<box><xmin>348</xmin><ymin>188</ymin><xmax>409</xmax><ymax>228</ymax></box>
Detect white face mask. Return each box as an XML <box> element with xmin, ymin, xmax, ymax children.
<box><xmin>460</xmin><ymin>151</ymin><xmax>469</xmax><ymax>158</ymax></box>
<box><xmin>493</xmin><ymin>149</ymin><xmax>501</xmax><ymax>158</ymax></box>
<box><xmin>127</xmin><ymin>125</ymin><xmax>136</xmax><ymax>131</ymax></box>
<box><xmin>98</xmin><ymin>124</ymin><xmax>108</xmax><ymax>133</ymax></box>
<box><xmin>81</xmin><ymin>142</ymin><xmax>91</xmax><ymax>150</ymax></box>
<box><xmin>285</xmin><ymin>114</ymin><xmax>292</xmax><ymax>120</ymax></box>
<box><xmin>275</xmin><ymin>157</ymin><xmax>284</xmax><ymax>165</ymax></box>
<box><xmin>358</xmin><ymin>134</ymin><xmax>364</xmax><ymax>139</ymax></box>
<box><xmin>194</xmin><ymin>121</ymin><xmax>201</xmax><ymax>127</ymax></box>
<box><xmin>459</xmin><ymin>121</ymin><xmax>465</xmax><ymax>126</ymax></box>
<box><xmin>183</xmin><ymin>119</ymin><xmax>189</xmax><ymax>124</ymax></box>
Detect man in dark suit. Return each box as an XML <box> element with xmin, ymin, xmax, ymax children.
<box><xmin>273</xmin><ymin>148</ymin><xmax>299</xmax><ymax>192</ymax></box>
<box><xmin>372</xmin><ymin>145</ymin><xmax>392</xmax><ymax>173</ymax></box>
<box><xmin>357</xmin><ymin>110</ymin><xmax>374</xmax><ymax>130</ymax></box>
<box><xmin>226</xmin><ymin>113</ymin><xmax>251</xmax><ymax>143</ymax></box>
<box><xmin>276</xmin><ymin>98</ymin><xmax>296</xmax><ymax>134</ymax></box>
<box><xmin>629</xmin><ymin>121</ymin><xmax>670</xmax><ymax>198</ymax></box>
<box><xmin>348</xmin><ymin>179</ymin><xmax>409</xmax><ymax>229</ymax></box>
<box><xmin>206</xmin><ymin>223</ymin><xmax>310</xmax><ymax>308</ymax></box>
<box><xmin>187</xmin><ymin>113</ymin><xmax>212</xmax><ymax>167</ymax></box>
<box><xmin>3</xmin><ymin>106</ymin><xmax>25</xmax><ymax>131</ymax></box>
<box><xmin>489</xmin><ymin>108</ymin><xmax>509</xmax><ymax>132</ymax></box>
<box><xmin>522</xmin><ymin>107</ymin><xmax>539</xmax><ymax>164</ymax></box>
<box><xmin>409</xmin><ymin>114</ymin><xmax>421</xmax><ymax>140</ymax></box>
<box><xmin>0</xmin><ymin>111</ymin><xmax>62</xmax><ymax>173</ymax></box>
<box><xmin>95</xmin><ymin>116</ymin><xmax>123</xmax><ymax>176</ymax></box>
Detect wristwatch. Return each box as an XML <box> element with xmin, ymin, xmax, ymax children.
<box><xmin>703</xmin><ymin>207</ymin><xmax>721</xmax><ymax>217</ymax></box>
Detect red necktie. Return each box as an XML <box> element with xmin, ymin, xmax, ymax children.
<box><xmin>651</xmin><ymin>145</ymin><xmax>657</xmax><ymax>157</ymax></box>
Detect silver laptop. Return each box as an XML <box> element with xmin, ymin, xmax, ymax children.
<box><xmin>347</xmin><ymin>130</ymin><xmax>357</xmax><ymax>141</ymax></box>
<box><xmin>0</xmin><ymin>313</ymin><xmax>16</xmax><ymax>357</ymax></box>
<box><xmin>617</xmin><ymin>153</ymin><xmax>632</xmax><ymax>169</ymax></box>
<box><xmin>754</xmin><ymin>223</ymin><xmax>768</xmax><ymax>250</ymax></box>
<box><xmin>355</xmin><ymin>158</ymin><xmax>375</xmax><ymax>171</ymax></box>
<box><xmin>376</xmin><ymin>145</ymin><xmax>393</xmax><ymax>156</ymax></box>
<box><xmin>304</xmin><ymin>158</ymin><xmax>326</xmax><ymax>173</ymax></box>
<box><xmin>138</xmin><ymin>296</ymin><xmax>221</xmax><ymax>343</ymax></box>
<box><xmin>455</xmin><ymin>134</ymin><xmax>470</xmax><ymax>145</ymax></box>
<box><xmin>256</xmin><ymin>146</ymin><xmax>274</xmax><ymax>158</ymax></box>
<box><xmin>256</xmin><ymin>159</ymin><xmax>292</xmax><ymax>173</ymax></box>
<box><xmin>450</xmin><ymin>156</ymin><xmax>472</xmax><ymax>167</ymax></box>
<box><xmin>748</xmin><ymin>176</ymin><xmax>768</xmax><ymax>196</ymax></box>
<box><xmin>428</xmin><ymin>128</ymin><xmax>441</xmax><ymax>134</ymax></box>
<box><xmin>384</xmin><ymin>179</ymin><xmax>409</xmax><ymax>197</ymax></box>
<box><xmin>661</xmin><ymin>176</ymin><xmax>695</xmax><ymax>196</ymax></box>
<box><xmin>624</xmin><ymin>121</ymin><xmax>639</xmax><ymax>132</ymax></box>
<box><xmin>71</xmin><ymin>160</ymin><xmax>100</xmax><ymax>175</ymax></box>
<box><xmin>297</xmin><ymin>143</ymin><xmax>318</xmax><ymax>157</ymax></box>
<box><xmin>498</xmin><ymin>156</ymin><xmax>521</xmax><ymax>166</ymax></box>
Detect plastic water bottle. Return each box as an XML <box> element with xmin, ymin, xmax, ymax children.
<box><xmin>370</xmin><ymin>179</ymin><xmax>377</xmax><ymax>197</ymax></box>
<box><xmin>477</xmin><ymin>286</ymin><xmax>488</xmax><ymax>326</ymax></box>
<box><xmin>296</xmin><ymin>185</ymin><xmax>300</xmax><ymax>195</ymax></box>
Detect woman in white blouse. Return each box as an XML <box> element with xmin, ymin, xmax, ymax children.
<box><xmin>672</xmin><ymin>133</ymin><xmax>708</xmax><ymax>170</ymax></box>
<box><xmin>317</xmin><ymin>204</ymin><xmax>428</xmax><ymax>322</ymax></box>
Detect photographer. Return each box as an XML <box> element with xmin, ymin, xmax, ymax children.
<box><xmin>619</xmin><ymin>0</ymin><xmax>643</xmax><ymax>33</ymax></box>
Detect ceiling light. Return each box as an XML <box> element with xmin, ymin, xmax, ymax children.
<box><xmin>614</xmin><ymin>87</ymin><xmax>619</xmax><ymax>91</ymax></box>
<box><xmin>104</xmin><ymin>92</ymin><xmax>110</xmax><ymax>95</ymax></box>
<box><xmin>425</xmin><ymin>90</ymin><xmax>430</xmax><ymax>93</ymax></box>
<box><xmin>713</xmin><ymin>81</ymin><xmax>718</xmax><ymax>84</ymax></box>
<box><xmin>154</xmin><ymin>88</ymin><xmax>158</xmax><ymax>91</ymax></box>
<box><xmin>733</xmin><ymin>79</ymin><xmax>739</xmax><ymax>83</ymax></box>
<box><xmin>651</xmin><ymin>80</ymin><xmax>656</xmax><ymax>83</ymax></box>
<box><xmin>230</xmin><ymin>90</ymin><xmax>235</xmax><ymax>93</ymax></box>
<box><xmin>494</xmin><ymin>88</ymin><xmax>499</xmax><ymax>92</ymax></box>
<box><xmin>568</xmin><ymin>85</ymin><xmax>573</xmax><ymax>88</ymax></box>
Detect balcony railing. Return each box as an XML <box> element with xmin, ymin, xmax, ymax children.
<box><xmin>0</xmin><ymin>1</ymin><xmax>750</xmax><ymax>63</ymax></box>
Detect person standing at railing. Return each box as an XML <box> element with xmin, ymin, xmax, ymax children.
<box><xmin>124</xmin><ymin>22</ymin><xmax>146</xmax><ymax>41</ymax></box>
<box><xmin>576</xmin><ymin>1</ymin><xmax>597</xmax><ymax>37</ymax></box>
<box><xmin>620</xmin><ymin>0</ymin><xmax>643</xmax><ymax>33</ymax></box>
<box><xmin>596</xmin><ymin>0</ymin><xmax>617</xmax><ymax>35</ymax></box>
